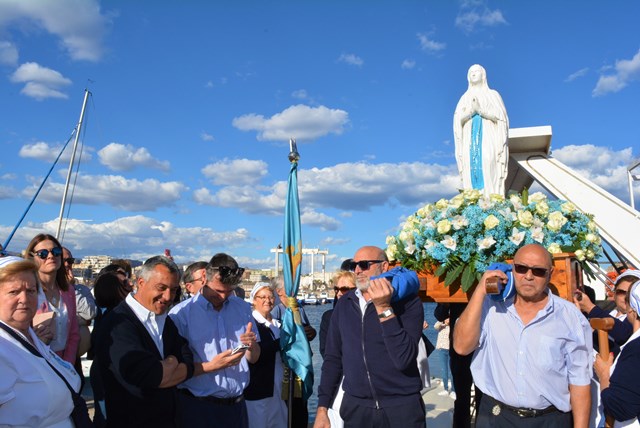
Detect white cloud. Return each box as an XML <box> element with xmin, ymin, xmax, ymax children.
<box><xmin>194</xmin><ymin>161</ymin><xmax>460</xmax><ymax>217</ymax></box>
<box><xmin>417</xmin><ymin>33</ymin><xmax>446</xmax><ymax>53</ymax></box>
<box><xmin>1</xmin><ymin>173</ymin><xmax>17</xmax><ymax>180</ymax></box>
<box><xmin>205</xmin><ymin>81</ymin><xmax>214</xmax><ymax>88</ymax></box>
<box><xmin>200</xmin><ymin>132</ymin><xmax>215</xmax><ymax>141</ymax></box>
<box><xmin>0</xmin><ymin>185</ymin><xmax>15</xmax><ymax>199</ymax></box>
<box><xmin>401</xmin><ymin>59</ymin><xmax>416</xmax><ymax>70</ymax></box>
<box><xmin>320</xmin><ymin>236</ymin><xmax>351</xmax><ymax>246</ymax></box>
<box><xmin>232</xmin><ymin>104</ymin><xmax>349</xmax><ymax>142</ymax></box>
<box><xmin>337</xmin><ymin>53</ymin><xmax>363</xmax><ymax>67</ymax></box>
<box><xmin>0</xmin><ymin>0</ymin><xmax>110</xmax><ymax>62</ymax></box>
<box><xmin>23</xmin><ymin>174</ymin><xmax>186</xmax><ymax>211</ymax></box>
<box><xmin>553</xmin><ymin>144</ymin><xmax>636</xmax><ymax>198</ymax></box>
<box><xmin>0</xmin><ymin>40</ymin><xmax>18</xmax><ymax>65</ymax></box>
<box><xmin>301</xmin><ymin>209</ymin><xmax>341</xmax><ymax>231</ymax></box>
<box><xmin>201</xmin><ymin>158</ymin><xmax>268</xmax><ymax>186</ymax></box>
<box><xmin>593</xmin><ymin>49</ymin><xmax>640</xmax><ymax>96</ymax></box>
<box><xmin>10</xmin><ymin>62</ymin><xmax>72</xmax><ymax>100</ymax></box>
<box><xmin>0</xmin><ymin>215</ymin><xmax>252</xmax><ymax>263</ymax></box>
<box><xmin>98</xmin><ymin>143</ymin><xmax>170</xmax><ymax>172</ymax></box>
<box><xmin>565</xmin><ymin>67</ymin><xmax>589</xmax><ymax>82</ymax></box>
<box><xmin>455</xmin><ymin>3</ymin><xmax>508</xmax><ymax>33</ymax></box>
<box><xmin>19</xmin><ymin>141</ymin><xmax>93</xmax><ymax>163</ymax></box>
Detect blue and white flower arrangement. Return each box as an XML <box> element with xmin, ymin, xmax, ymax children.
<box><xmin>385</xmin><ymin>189</ymin><xmax>603</xmax><ymax>292</ymax></box>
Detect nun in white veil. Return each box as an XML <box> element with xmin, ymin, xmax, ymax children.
<box><xmin>453</xmin><ymin>64</ymin><xmax>509</xmax><ymax>197</ymax></box>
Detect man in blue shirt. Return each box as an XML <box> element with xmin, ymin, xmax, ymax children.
<box><xmin>454</xmin><ymin>244</ymin><xmax>592</xmax><ymax>427</ymax></box>
<box><xmin>169</xmin><ymin>253</ymin><xmax>260</xmax><ymax>428</ymax></box>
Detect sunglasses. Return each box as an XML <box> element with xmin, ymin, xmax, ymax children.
<box><xmin>513</xmin><ymin>263</ymin><xmax>548</xmax><ymax>277</ymax></box>
<box><xmin>334</xmin><ymin>286</ymin><xmax>355</xmax><ymax>293</ymax></box>
<box><xmin>215</xmin><ymin>266</ymin><xmax>245</xmax><ymax>278</ymax></box>
<box><xmin>347</xmin><ymin>260</ymin><xmax>384</xmax><ymax>272</ymax></box>
<box><xmin>63</xmin><ymin>257</ymin><xmax>75</xmax><ymax>265</ymax></box>
<box><xmin>615</xmin><ymin>289</ymin><xmax>629</xmax><ymax>296</ymax></box>
<box><xmin>32</xmin><ymin>247</ymin><xmax>63</xmax><ymax>259</ymax></box>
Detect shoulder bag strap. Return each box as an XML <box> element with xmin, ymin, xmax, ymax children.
<box><xmin>0</xmin><ymin>322</ymin><xmax>78</xmax><ymax>395</ymax></box>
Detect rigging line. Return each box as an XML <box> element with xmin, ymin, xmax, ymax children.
<box><xmin>2</xmin><ymin>130</ymin><xmax>77</xmax><ymax>252</ymax></box>
<box><xmin>61</xmin><ymin>102</ymin><xmax>91</xmax><ymax>244</ymax></box>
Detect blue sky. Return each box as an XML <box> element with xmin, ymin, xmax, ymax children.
<box><xmin>0</xmin><ymin>0</ymin><xmax>639</xmax><ymax>271</ymax></box>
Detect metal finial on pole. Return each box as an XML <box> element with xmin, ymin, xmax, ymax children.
<box><xmin>288</xmin><ymin>138</ymin><xmax>299</xmax><ymax>163</ymax></box>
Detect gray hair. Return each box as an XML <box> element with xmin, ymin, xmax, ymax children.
<box><xmin>271</xmin><ymin>276</ymin><xmax>284</xmax><ymax>290</ymax></box>
<box><xmin>139</xmin><ymin>255</ymin><xmax>181</xmax><ymax>282</ymax></box>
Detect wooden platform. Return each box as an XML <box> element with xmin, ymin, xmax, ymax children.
<box><xmin>414</xmin><ymin>253</ymin><xmax>581</xmax><ymax>303</ymax></box>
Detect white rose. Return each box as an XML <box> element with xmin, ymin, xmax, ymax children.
<box><xmin>450</xmin><ymin>194</ymin><xmax>465</xmax><ymax>209</ymax></box>
<box><xmin>529</xmin><ymin>192</ymin><xmax>547</xmax><ymax>203</ymax></box>
<box><xmin>489</xmin><ymin>193</ymin><xmax>505</xmax><ymax>203</ymax></box>
<box><xmin>586</xmin><ymin>249</ymin><xmax>595</xmax><ymax>260</ymax></box>
<box><xmin>478</xmin><ymin>198</ymin><xmax>493</xmax><ymax>210</ymax></box>
<box><xmin>440</xmin><ymin>235</ymin><xmax>457</xmax><ymax>251</ymax></box>
<box><xmin>547</xmin><ymin>211</ymin><xmax>567</xmax><ymax>232</ymax></box>
<box><xmin>547</xmin><ymin>243</ymin><xmax>561</xmax><ymax>254</ymax></box>
<box><xmin>386</xmin><ymin>244</ymin><xmax>397</xmax><ymax>261</ymax></box>
<box><xmin>535</xmin><ymin>201</ymin><xmax>549</xmax><ymax>216</ymax></box>
<box><xmin>437</xmin><ymin>219</ymin><xmax>452</xmax><ymax>234</ymax></box>
<box><xmin>561</xmin><ymin>202</ymin><xmax>576</xmax><ymax>213</ymax></box>
<box><xmin>517</xmin><ymin>210</ymin><xmax>534</xmax><ymax>227</ymax></box>
<box><xmin>463</xmin><ymin>189</ymin><xmax>481</xmax><ymax>202</ymax></box>
<box><xmin>575</xmin><ymin>249</ymin><xmax>586</xmax><ymax>261</ymax></box>
<box><xmin>587</xmin><ymin>221</ymin><xmax>597</xmax><ymax>231</ymax></box>
<box><xmin>385</xmin><ymin>235</ymin><xmax>395</xmax><ymax>245</ymax></box>
<box><xmin>435</xmin><ymin>198</ymin><xmax>449</xmax><ymax>210</ymax></box>
<box><xmin>404</xmin><ymin>241</ymin><xmax>416</xmax><ymax>255</ymax></box>
<box><xmin>399</xmin><ymin>230</ymin><xmax>411</xmax><ymax>241</ymax></box>
<box><xmin>477</xmin><ymin>236</ymin><xmax>496</xmax><ymax>250</ymax></box>
<box><xmin>484</xmin><ymin>214</ymin><xmax>500</xmax><ymax>230</ymax></box>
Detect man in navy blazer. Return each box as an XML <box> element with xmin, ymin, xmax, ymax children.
<box><xmin>95</xmin><ymin>256</ymin><xmax>195</xmax><ymax>428</ymax></box>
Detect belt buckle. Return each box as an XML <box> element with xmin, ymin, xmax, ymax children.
<box><xmin>516</xmin><ymin>408</ymin><xmax>535</xmax><ymax>418</ymax></box>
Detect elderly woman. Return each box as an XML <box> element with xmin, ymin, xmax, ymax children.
<box><xmin>244</xmin><ymin>282</ymin><xmax>287</xmax><ymax>428</ymax></box>
<box><xmin>595</xmin><ymin>279</ymin><xmax>640</xmax><ymax>426</ymax></box>
<box><xmin>0</xmin><ymin>256</ymin><xmax>81</xmax><ymax>427</ymax></box>
<box><xmin>25</xmin><ymin>233</ymin><xmax>80</xmax><ymax>364</ymax></box>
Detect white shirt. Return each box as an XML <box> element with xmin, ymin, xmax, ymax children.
<box><xmin>0</xmin><ymin>322</ymin><xmax>80</xmax><ymax>428</ymax></box>
<box><xmin>125</xmin><ymin>293</ymin><xmax>167</xmax><ymax>355</ymax></box>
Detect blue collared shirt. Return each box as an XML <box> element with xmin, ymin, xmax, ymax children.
<box><xmin>169</xmin><ymin>292</ymin><xmax>259</xmax><ymax>398</ymax></box>
<box><xmin>470</xmin><ymin>291</ymin><xmax>592</xmax><ymax>412</ymax></box>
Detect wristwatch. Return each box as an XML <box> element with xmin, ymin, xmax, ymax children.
<box><xmin>378</xmin><ymin>308</ymin><xmax>394</xmax><ymax>319</ymax></box>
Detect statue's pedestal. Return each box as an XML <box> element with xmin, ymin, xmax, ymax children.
<box><xmin>405</xmin><ymin>253</ymin><xmax>581</xmax><ymax>303</ymax></box>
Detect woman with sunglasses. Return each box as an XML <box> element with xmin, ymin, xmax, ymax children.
<box><xmin>244</xmin><ymin>282</ymin><xmax>287</xmax><ymax>428</ymax></box>
<box><xmin>25</xmin><ymin>234</ymin><xmax>80</xmax><ymax>364</ymax></box>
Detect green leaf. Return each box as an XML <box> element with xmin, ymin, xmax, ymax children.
<box><xmin>435</xmin><ymin>264</ymin><xmax>448</xmax><ymax>277</ymax></box>
<box><xmin>444</xmin><ymin>263</ymin><xmax>465</xmax><ymax>287</ymax></box>
<box><xmin>461</xmin><ymin>264</ymin><xmax>476</xmax><ymax>292</ymax></box>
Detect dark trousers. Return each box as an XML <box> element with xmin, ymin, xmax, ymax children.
<box><xmin>177</xmin><ymin>391</ymin><xmax>248</xmax><ymax>428</ymax></box>
<box><xmin>450</xmin><ymin>346</ymin><xmax>482</xmax><ymax>428</ymax></box>
<box><xmin>286</xmin><ymin>397</ymin><xmax>309</xmax><ymax>428</ymax></box>
<box><xmin>476</xmin><ymin>394</ymin><xmax>572</xmax><ymax>427</ymax></box>
<box><xmin>339</xmin><ymin>394</ymin><xmax>426</xmax><ymax>428</ymax></box>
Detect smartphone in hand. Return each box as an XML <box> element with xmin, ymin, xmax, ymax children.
<box><xmin>231</xmin><ymin>343</ymin><xmax>250</xmax><ymax>355</ymax></box>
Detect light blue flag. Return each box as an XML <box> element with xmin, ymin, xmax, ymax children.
<box><xmin>280</xmin><ymin>146</ymin><xmax>314</xmax><ymax>400</ymax></box>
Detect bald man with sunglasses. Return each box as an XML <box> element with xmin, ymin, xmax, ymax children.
<box><xmin>454</xmin><ymin>244</ymin><xmax>592</xmax><ymax>428</ymax></box>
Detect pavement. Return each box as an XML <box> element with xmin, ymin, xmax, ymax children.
<box><xmin>80</xmin><ymin>358</ymin><xmax>465</xmax><ymax>427</ymax></box>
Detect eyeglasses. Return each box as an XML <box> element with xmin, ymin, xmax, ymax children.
<box><xmin>334</xmin><ymin>286</ymin><xmax>355</xmax><ymax>293</ymax></box>
<box><xmin>31</xmin><ymin>247</ymin><xmax>63</xmax><ymax>259</ymax></box>
<box><xmin>347</xmin><ymin>260</ymin><xmax>384</xmax><ymax>272</ymax></box>
<box><xmin>215</xmin><ymin>266</ymin><xmax>245</xmax><ymax>278</ymax></box>
<box><xmin>63</xmin><ymin>257</ymin><xmax>75</xmax><ymax>265</ymax></box>
<box><xmin>615</xmin><ymin>289</ymin><xmax>629</xmax><ymax>296</ymax></box>
<box><xmin>513</xmin><ymin>263</ymin><xmax>549</xmax><ymax>277</ymax></box>
<box><xmin>190</xmin><ymin>276</ymin><xmax>205</xmax><ymax>284</ymax></box>
<box><xmin>254</xmin><ymin>295</ymin><xmax>275</xmax><ymax>301</ymax></box>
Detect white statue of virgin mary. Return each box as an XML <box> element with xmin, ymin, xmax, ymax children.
<box><xmin>453</xmin><ymin>64</ymin><xmax>509</xmax><ymax>197</ymax></box>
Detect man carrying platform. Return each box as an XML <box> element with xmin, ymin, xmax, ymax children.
<box><xmin>454</xmin><ymin>243</ymin><xmax>592</xmax><ymax>427</ymax></box>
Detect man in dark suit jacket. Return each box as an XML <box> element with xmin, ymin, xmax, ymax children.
<box><xmin>94</xmin><ymin>256</ymin><xmax>195</xmax><ymax>428</ymax></box>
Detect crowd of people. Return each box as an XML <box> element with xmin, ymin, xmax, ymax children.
<box><xmin>1</xmin><ymin>237</ymin><xmax>640</xmax><ymax>427</ymax></box>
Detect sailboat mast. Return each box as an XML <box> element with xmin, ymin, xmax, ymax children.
<box><xmin>55</xmin><ymin>89</ymin><xmax>91</xmax><ymax>241</ymax></box>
